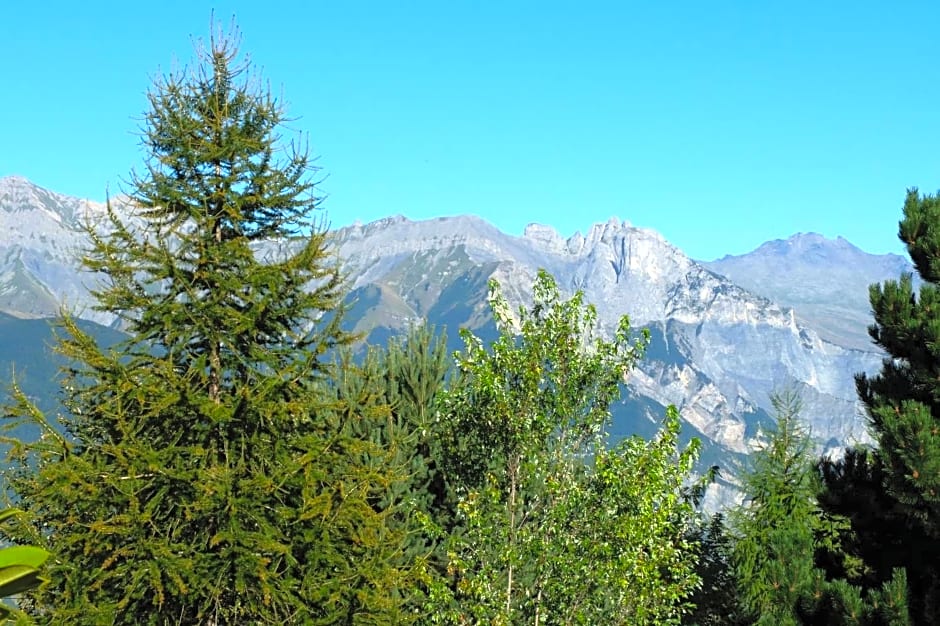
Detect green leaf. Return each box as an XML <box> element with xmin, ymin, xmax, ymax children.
<box><xmin>0</xmin><ymin>546</ymin><xmax>49</xmax><ymax>571</ymax></box>
<box><xmin>0</xmin><ymin>565</ymin><xmax>46</xmax><ymax>597</ymax></box>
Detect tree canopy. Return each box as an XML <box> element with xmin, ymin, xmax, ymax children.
<box><xmin>816</xmin><ymin>187</ymin><xmax>940</xmax><ymax>625</ymax></box>
<box><xmin>436</xmin><ymin>270</ymin><xmax>704</xmax><ymax>624</ymax></box>
<box><xmin>2</xmin><ymin>28</ymin><xmax>415</xmax><ymax>625</ymax></box>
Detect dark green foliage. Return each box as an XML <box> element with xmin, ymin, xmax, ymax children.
<box><xmin>832</xmin><ymin>187</ymin><xmax>940</xmax><ymax>625</ymax></box>
<box><xmin>683</xmin><ymin>514</ymin><xmax>750</xmax><ymax>626</ymax></box>
<box><xmin>816</xmin><ymin>449</ymin><xmax>911</xmax><ymax>591</ymax></box>
<box><xmin>805</xmin><ymin>569</ymin><xmax>910</xmax><ymax>626</ymax></box>
<box><xmin>382</xmin><ymin>324</ymin><xmax>462</xmax><ymax>585</ymax></box>
<box><xmin>326</xmin><ymin>324</ymin><xmax>456</xmax><ymax>616</ymax></box>
<box><xmin>2</xmin><ymin>28</ymin><xmax>414</xmax><ymax>624</ymax></box>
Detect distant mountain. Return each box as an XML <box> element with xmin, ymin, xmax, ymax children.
<box><xmin>329</xmin><ymin>215</ymin><xmax>878</xmax><ymax>455</ymax></box>
<box><xmin>0</xmin><ymin>176</ymin><xmax>899</xmax><ymax>506</ymax></box>
<box><xmin>703</xmin><ymin>233</ymin><xmax>913</xmax><ymax>351</ymax></box>
<box><xmin>0</xmin><ymin>176</ymin><xmax>111</xmax><ymax>322</ymax></box>
<box><xmin>0</xmin><ymin>311</ymin><xmax>125</xmax><ymax>441</ymax></box>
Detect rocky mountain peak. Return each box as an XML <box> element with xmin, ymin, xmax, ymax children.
<box><xmin>522</xmin><ymin>223</ymin><xmax>566</xmax><ymax>253</ymax></box>
<box><xmin>0</xmin><ymin>176</ymin><xmax>107</xmax><ymax>229</ymax></box>
<box><xmin>704</xmin><ymin>231</ymin><xmax>913</xmax><ymax>350</ymax></box>
<box><xmin>746</xmin><ymin>232</ymin><xmax>863</xmax><ymax>261</ymax></box>
<box><xmin>789</xmin><ymin>232</ymin><xmax>851</xmax><ymax>247</ymax></box>
<box><xmin>0</xmin><ymin>177</ymin><xmax>899</xmax><ymax>507</ymax></box>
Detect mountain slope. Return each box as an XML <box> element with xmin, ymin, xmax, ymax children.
<box><xmin>0</xmin><ymin>177</ymin><xmax>885</xmax><ymax>477</ymax></box>
<box><xmin>0</xmin><ymin>176</ymin><xmax>111</xmax><ymax>322</ymax></box>
<box><xmin>703</xmin><ymin>233</ymin><xmax>913</xmax><ymax>351</ymax></box>
<box><xmin>0</xmin><ymin>312</ymin><xmax>125</xmax><ymax>442</ymax></box>
<box><xmin>327</xmin><ymin>215</ymin><xmax>880</xmax><ymax>454</ymax></box>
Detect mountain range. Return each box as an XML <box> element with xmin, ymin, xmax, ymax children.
<box><xmin>0</xmin><ymin>175</ymin><xmax>914</xmax><ymax>505</ymax></box>
<box><xmin>704</xmin><ymin>234</ymin><xmax>912</xmax><ymax>351</ymax></box>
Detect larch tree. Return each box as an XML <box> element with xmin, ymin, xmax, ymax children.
<box><xmin>730</xmin><ymin>389</ymin><xmax>828</xmax><ymax>626</ymax></box>
<box><xmin>2</xmin><ymin>27</ymin><xmax>414</xmax><ymax>625</ymax></box>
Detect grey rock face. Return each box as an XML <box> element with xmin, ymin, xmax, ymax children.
<box><xmin>0</xmin><ymin>176</ymin><xmax>114</xmax><ymax>321</ymax></box>
<box><xmin>703</xmin><ymin>233</ymin><xmax>913</xmax><ymax>351</ymax></box>
<box><xmin>326</xmin><ymin>213</ymin><xmax>880</xmax><ymax>456</ymax></box>
<box><xmin>0</xmin><ymin>177</ymin><xmax>886</xmax><ymax>468</ymax></box>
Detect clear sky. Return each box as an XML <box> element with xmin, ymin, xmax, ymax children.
<box><xmin>3</xmin><ymin>1</ymin><xmax>939</xmax><ymax>260</ymax></box>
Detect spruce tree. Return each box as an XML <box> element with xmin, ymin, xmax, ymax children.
<box><xmin>730</xmin><ymin>389</ymin><xmax>828</xmax><ymax>626</ymax></box>
<box><xmin>2</xmin><ymin>28</ymin><xmax>413</xmax><ymax>624</ymax></box>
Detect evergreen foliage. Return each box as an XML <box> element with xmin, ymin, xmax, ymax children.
<box><xmin>731</xmin><ymin>390</ymin><xmax>910</xmax><ymax>626</ymax></box>
<box><xmin>2</xmin><ymin>27</ymin><xmax>414</xmax><ymax>624</ymax></box>
<box><xmin>816</xmin><ymin>449</ymin><xmax>909</xmax><ymax>593</ymax></box>
<box><xmin>435</xmin><ymin>269</ymin><xmax>704</xmax><ymax>624</ymax></box>
<box><xmin>730</xmin><ymin>389</ymin><xmax>828</xmax><ymax>626</ymax></box>
<box><xmin>683</xmin><ymin>513</ymin><xmax>749</xmax><ymax>626</ymax></box>
<box><xmin>326</xmin><ymin>324</ymin><xmax>455</xmax><ymax>616</ymax></box>
<box><xmin>808</xmin><ymin>568</ymin><xmax>910</xmax><ymax>626</ymax></box>
<box><xmin>382</xmin><ymin>324</ymin><xmax>454</xmax><ymax>528</ymax></box>
<box><xmin>846</xmin><ymin>187</ymin><xmax>940</xmax><ymax>623</ymax></box>
<box><xmin>380</xmin><ymin>325</ymin><xmax>463</xmax><ymax>615</ymax></box>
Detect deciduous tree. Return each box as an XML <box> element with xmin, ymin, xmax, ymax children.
<box><xmin>438</xmin><ymin>269</ymin><xmax>703</xmax><ymax>624</ymax></box>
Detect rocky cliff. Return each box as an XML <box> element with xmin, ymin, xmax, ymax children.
<box><xmin>0</xmin><ymin>177</ymin><xmax>895</xmax><ymax>488</ymax></box>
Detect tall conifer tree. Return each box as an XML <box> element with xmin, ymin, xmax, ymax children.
<box><xmin>2</xmin><ymin>26</ymin><xmax>414</xmax><ymax>624</ymax></box>
<box><xmin>729</xmin><ymin>390</ymin><xmax>909</xmax><ymax>625</ymax></box>
<box><xmin>326</xmin><ymin>325</ymin><xmax>456</xmax><ymax>616</ymax></box>
<box><xmin>845</xmin><ymin>187</ymin><xmax>940</xmax><ymax>623</ymax></box>
<box><xmin>730</xmin><ymin>390</ymin><xmax>827</xmax><ymax>626</ymax></box>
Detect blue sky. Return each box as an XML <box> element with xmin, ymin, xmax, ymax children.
<box><xmin>3</xmin><ymin>1</ymin><xmax>939</xmax><ymax>260</ymax></box>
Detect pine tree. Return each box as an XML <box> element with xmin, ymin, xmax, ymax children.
<box><xmin>325</xmin><ymin>324</ymin><xmax>455</xmax><ymax>617</ymax></box>
<box><xmin>816</xmin><ymin>449</ymin><xmax>909</xmax><ymax>595</ymax></box>
<box><xmin>381</xmin><ymin>324</ymin><xmax>462</xmax><ymax>614</ymax></box>
<box><xmin>2</xmin><ymin>27</ymin><xmax>414</xmax><ymax>624</ymax></box>
<box><xmin>843</xmin><ymin>186</ymin><xmax>940</xmax><ymax>624</ymax></box>
<box><xmin>382</xmin><ymin>323</ymin><xmax>454</xmax><ymax>529</ymax></box>
<box><xmin>683</xmin><ymin>513</ymin><xmax>749</xmax><ymax>626</ymax></box>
